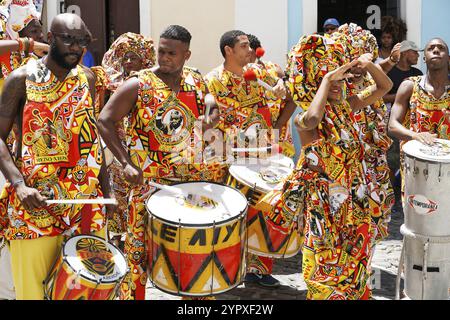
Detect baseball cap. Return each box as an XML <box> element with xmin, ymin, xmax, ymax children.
<box><xmin>323</xmin><ymin>18</ymin><xmax>340</xmax><ymax>28</ymax></box>
<box><xmin>400</xmin><ymin>40</ymin><xmax>422</xmax><ymax>53</ymax></box>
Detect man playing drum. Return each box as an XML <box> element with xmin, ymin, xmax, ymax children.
<box><xmin>388</xmin><ymin>38</ymin><xmax>450</xmax><ymax>199</ymax></box>
<box><xmin>205</xmin><ymin>30</ymin><xmax>297</xmax><ymax>288</ymax></box>
<box><xmin>0</xmin><ymin>13</ymin><xmax>112</xmax><ymax>300</ymax></box>
<box><xmin>98</xmin><ymin>25</ymin><xmax>223</xmax><ymax>300</ymax></box>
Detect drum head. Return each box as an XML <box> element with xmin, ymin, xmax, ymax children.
<box><xmin>229</xmin><ymin>155</ymin><xmax>294</xmax><ymax>193</ymax></box>
<box><xmin>146</xmin><ymin>182</ymin><xmax>248</xmax><ymax>227</ymax></box>
<box><xmin>403</xmin><ymin>139</ymin><xmax>450</xmax><ymax>163</ymax></box>
<box><xmin>64</xmin><ymin>235</ymin><xmax>128</xmax><ymax>283</ymax></box>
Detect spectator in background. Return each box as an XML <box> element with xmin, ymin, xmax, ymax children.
<box><xmin>377</xmin><ymin>16</ymin><xmax>407</xmax><ymax>62</ymax></box>
<box><xmin>384</xmin><ymin>40</ymin><xmax>423</xmax><ymax>199</ymax></box>
<box><xmin>378</xmin><ymin>30</ymin><xmax>395</xmax><ymax>61</ymax></box>
<box><xmin>82</xmin><ymin>48</ymin><xmax>95</xmax><ymax>67</ymax></box>
<box><xmin>323</xmin><ymin>18</ymin><xmax>340</xmax><ymax>35</ymax></box>
<box><xmin>384</xmin><ymin>41</ymin><xmax>423</xmax><ymax>106</ymax></box>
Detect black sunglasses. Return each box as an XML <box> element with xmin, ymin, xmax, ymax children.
<box><xmin>53</xmin><ymin>32</ymin><xmax>91</xmax><ymax>48</ymax></box>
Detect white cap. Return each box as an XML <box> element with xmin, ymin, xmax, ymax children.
<box><xmin>400</xmin><ymin>40</ymin><xmax>422</xmax><ymax>53</ymax></box>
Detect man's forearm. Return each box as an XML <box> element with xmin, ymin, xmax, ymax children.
<box><xmin>98</xmin><ymin>162</ymin><xmax>112</xmax><ymax>197</ymax></box>
<box><xmin>97</xmin><ymin>121</ymin><xmax>132</xmax><ymax>168</ymax></box>
<box><xmin>0</xmin><ymin>139</ymin><xmax>23</xmax><ymax>184</ymax></box>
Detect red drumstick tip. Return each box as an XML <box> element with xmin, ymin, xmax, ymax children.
<box><xmin>243</xmin><ymin>68</ymin><xmax>257</xmax><ymax>82</ymax></box>
<box><xmin>256</xmin><ymin>47</ymin><xmax>266</xmax><ymax>59</ymax></box>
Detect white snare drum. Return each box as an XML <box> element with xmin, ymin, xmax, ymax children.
<box><xmin>227</xmin><ymin>155</ymin><xmax>301</xmax><ymax>258</ymax></box>
<box><xmin>403</xmin><ymin>139</ymin><xmax>450</xmax><ymax>237</ymax></box>
<box><xmin>146</xmin><ymin>182</ymin><xmax>248</xmax><ymax>297</ymax></box>
<box><xmin>401</xmin><ymin>139</ymin><xmax>450</xmax><ymax>300</ymax></box>
<box><xmin>44</xmin><ymin>235</ymin><xmax>128</xmax><ymax>300</ymax></box>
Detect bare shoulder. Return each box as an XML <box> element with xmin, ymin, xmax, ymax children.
<box><xmin>397</xmin><ymin>78</ymin><xmax>415</xmax><ymax>96</ymax></box>
<box><xmin>81</xmin><ymin>65</ymin><xmax>96</xmax><ymax>85</ymax></box>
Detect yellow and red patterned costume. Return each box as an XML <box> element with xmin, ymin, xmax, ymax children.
<box><xmin>333</xmin><ymin>24</ymin><xmax>394</xmax><ymax>243</ymax></box>
<box><xmin>260</xmin><ymin>34</ymin><xmax>378</xmax><ymax>299</ymax></box>
<box><xmin>120</xmin><ymin>67</ymin><xmax>225</xmax><ymax>300</ymax></box>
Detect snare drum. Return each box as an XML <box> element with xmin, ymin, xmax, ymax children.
<box><xmin>403</xmin><ymin>139</ymin><xmax>450</xmax><ymax>236</ymax></box>
<box><xmin>44</xmin><ymin>235</ymin><xmax>128</xmax><ymax>300</ymax></box>
<box><xmin>401</xmin><ymin>139</ymin><xmax>450</xmax><ymax>300</ymax></box>
<box><xmin>146</xmin><ymin>182</ymin><xmax>248</xmax><ymax>297</ymax></box>
<box><xmin>227</xmin><ymin>155</ymin><xmax>301</xmax><ymax>258</ymax></box>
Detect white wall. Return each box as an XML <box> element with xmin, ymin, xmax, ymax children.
<box><xmin>235</xmin><ymin>0</ymin><xmax>289</xmax><ymax>68</ymax></box>
<box><xmin>150</xmin><ymin>0</ymin><xmax>235</xmax><ymax>74</ymax></box>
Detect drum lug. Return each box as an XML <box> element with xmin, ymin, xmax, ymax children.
<box><xmin>413</xmin><ymin>159</ymin><xmax>419</xmax><ymax>177</ymax></box>
<box><xmin>438</xmin><ymin>163</ymin><xmax>443</xmax><ymax>182</ymax></box>
<box><xmin>405</xmin><ymin>162</ymin><xmax>410</xmax><ymax>173</ymax></box>
<box><xmin>423</xmin><ymin>163</ymin><xmax>429</xmax><ymax>181</ymax></box>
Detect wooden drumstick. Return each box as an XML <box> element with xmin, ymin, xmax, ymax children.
<box><xmin>147</xmin><ymin>181</ymin><xmax>184</xmax><ymax>195</ymax></box>
<box><xmin>204</xmin><ymin>93</ymin><xmax>215</xmax><ymax>125</ymax></box>
<box><xmin>46</xmin><ymin>199</ymin><xmax>118</xmax><ymax>205</ymax></box>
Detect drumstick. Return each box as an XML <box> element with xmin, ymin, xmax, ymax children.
<box><xmin>148</xmin><ymin>181</ymin><xmax>184</xmax><ymax>195</ymax></box>
<box><xmin>46</xmin><ymin>199</ymin><xmax>118</xmax><ymax>205</ymax></box>
<box><xmin>231</xmin><ymin>144</ymin><xmax>281</xmax><ymax>153</ymax></box>
<box><xmin>204</xmin><ymin>94</ymin><xmax>215</xmax><ymax>125</ymax></box>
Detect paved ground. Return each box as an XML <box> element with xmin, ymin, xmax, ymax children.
<box><xmin>146</xmin><ymin>197</ymin><xmax>405</xmax><ymax>301</ymax></box>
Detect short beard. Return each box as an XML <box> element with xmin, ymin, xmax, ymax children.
<box><xmin>49</xmin><ymin>42</ymin><xmax>80</xmax><ymax>70</ymax></box>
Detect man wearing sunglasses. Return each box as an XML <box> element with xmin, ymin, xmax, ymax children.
<box><xmin>323</xmin><ymin>18</ymin><xmax>340</xmax><ymax>35</ymax></box>
<box><xmin>0</xmin><ymin>13</ymin><xmax>112</xmax><ymax>300</ymax></box>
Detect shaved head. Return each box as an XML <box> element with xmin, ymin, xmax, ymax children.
<box><xmin>48</xmin><ymin>14</ymin><xmax>92</xmax><ymax>70</ymax></box>
<box><xmin>50</xmin><ymin>13</ymin><xmax>91</xmax><ymax>38</ymax></box>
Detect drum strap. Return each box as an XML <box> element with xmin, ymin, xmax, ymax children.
<box><xmin>80</xmin><ymin>204</ymin><xmax>93</xmax><ymax>235</ymax></box>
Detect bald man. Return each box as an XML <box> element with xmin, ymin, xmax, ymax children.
<box><xmin>0</xmin><ymin>13</ymin><xmax>113</xmax><ymax>300</ymax></box>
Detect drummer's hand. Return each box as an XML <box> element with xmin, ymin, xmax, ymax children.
<box><xmin>123</xmin><ymin>163</ymin><xmax>144</xmax><ymax>186</ymax></box>
<box><xmin>412</xmin><ymin>132</ymin><xmax>438</xmax><ymax>145</ymax></box>
<box><xmin>273</xmin><ymin>79</ymin><xmax>287</xmax><ymax>99</ymax></box>
<box><xmin>14</xmin><ymin>183</ymin><xmax>48</xmax><ymax>212</ymax></box>
<box><xmin>199</xmin><ymin>111</ymin><xmax>220</xmax><ymax>132</ymax></box>
<box><xmin>34</xmin><ymin>42</ymin><xmax>49</xmax><ymax>57</ymax></box>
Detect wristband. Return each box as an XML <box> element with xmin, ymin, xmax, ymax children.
<box><xmin>23</xmin><ymin>38</ymin><xmax>30</xmax><ymax>54</ymax></box>
<box><xmin>17</xmin><ymin>38</ymin><xmax>24</xmax><ymax>52</ymax></box>
<box><xmin>389</xmin><ymin>55</ymin><xmax>399</xmax><ymax>64</ymax></box>
<box><xmin>29</xmin><ymin>38</ymin><xmax>35</xmax><ymax>53</ymax></box>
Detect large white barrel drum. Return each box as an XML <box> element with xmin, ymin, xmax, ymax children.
<box><xmin>401</xmin><ymin>139</ymin><xmax>450</xmax><ymax>300</ymax></box>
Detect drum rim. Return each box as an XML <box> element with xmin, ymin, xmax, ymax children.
<box><xmin>403</xmin><ymin>151</ymin><xmax>450</xmax><ymax>164</ymax></box>
<box><xmin>228</xmin><ymin>160</ymin><xmax>294</xmax><ymax>193</ymax></box>
<box><xmin>145</xmin><ymin>181</ymin><xmax>249</xmax><ymax>228</ymax></box>
<box><xmin>63</xmin><ymin>234</ymin><xmax>129</xmax><ymax>284</ymax></box>
<box><xmin>402</xmin><ymin>139</ymin><xmax>450</xmax><ymax>164</ymax></box>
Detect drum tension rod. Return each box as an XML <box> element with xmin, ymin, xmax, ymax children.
<box><xmin>423</xmin><ymin>163</ymin><xmax>429</xmax><ymax>181</ymax></box>
<box><xmin>413</xmin><ymin>159</ymin><xmax>419</xmax><ymax>177</ymax></box>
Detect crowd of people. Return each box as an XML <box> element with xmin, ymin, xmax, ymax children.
<box><xmin>0</xmin><ymin>0</ymin><xmax>449</xmax><ymax>301</ymax></box>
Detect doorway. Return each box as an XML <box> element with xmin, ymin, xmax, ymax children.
<box><xmin>62</xmin><ymin>0</ymin><xmax>140</xmax><ymax>66</ymax></box>
<box><xmin>317</xmin><ymin>0</ymin><xmax>400</xmax><ymax>40</ymax></box>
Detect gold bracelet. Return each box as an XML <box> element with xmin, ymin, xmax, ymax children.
<box><xmin>296</xmin><ymin>112</ymin><xmax>308</xmax><ymax>130</ymax></box>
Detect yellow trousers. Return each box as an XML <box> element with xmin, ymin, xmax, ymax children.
<box><xmin>10</xmin><ymin>229</ymin><xmax>106</xmax><ymax>300</ymax></box>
